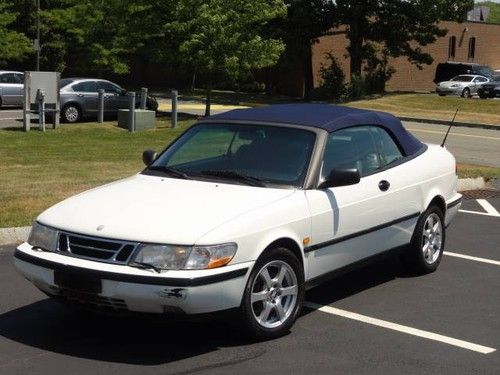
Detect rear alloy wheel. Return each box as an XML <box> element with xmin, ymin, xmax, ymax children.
<box><xmin>461</xmin><ymin>87</ymin><xmax>471</xmax><ymax>98</ymax></box>
<box><xmin>241</xmin><ymin>248</ymin><xmax>304</xmax><ymax>339</ymax></box>
<box><xmin>62</xmin><ymin>104</ymin><xmax>81</xmax><ymax>123</ymax></box>
<box><xmin>402</xmin><ymin>205</ymin><xmax>445</xmax><ymax>275</ymax></box>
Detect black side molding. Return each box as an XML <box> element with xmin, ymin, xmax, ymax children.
<box><xmin>446</xmin><ymin>196</ymin><xmax>462</xmax><ymax>209</ymax></box>
<box><xmin>304</xmin><ymin>212</ymin><xmax>420</xmax><ymax>253</ymax></box>
<box><xmin>14</xmin><ymin>250</ymin><xmax>248</xmax><ymax>287</ymax></box>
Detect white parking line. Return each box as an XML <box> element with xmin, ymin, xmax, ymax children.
<box><xmin>477</xmin><ymin>199</ymin><xmax>500</xmax><ymax>217</ymax></box>
<box><xmin>304</xmin><ymin>302</ymin><xmax>496</xmax><ymax>354</ymax></box>
<box><xmin>459</xmin><ymin>199</ymin><xmax>500</xmax><ymax>217</ymax></box>
<box><xmin>444</xmin><ymin>251</ymin><xmax>500</xmax><ymax>266</ymax></box>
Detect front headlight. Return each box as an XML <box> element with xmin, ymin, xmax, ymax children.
<box><xmin>131</xmin><ymin>243</ymin><xmax>237</xmax><ymax>270</ymax></box>
<box><xmin>28</xmin><ymin>222</ymin><xmax>58</xmax><ymax>252</ymax></box>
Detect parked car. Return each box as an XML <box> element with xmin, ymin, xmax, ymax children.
<box><xmin>0</xmin><ymin>70</ymin><xmax>24</xmax><ymax>108</ymax></box>
<box><xmin>435</xmin><ymin>74</ymin><xmax>489</xmax><ymax>97</ymax></box>
<box><xmin>477</xmin><ymin>76</ymin><xmax>500</xmax><ymax>98</ymax></box>
<box><xmin>14</xmin><ymin>104</ymin><xmax>462</xmax><ymax>338</ymax></box>
<box><xmin>434</xmin><ymin>62</ymin><xmax>493</xmax><ymax>84</ymax></box>
<box><xmin>59</xmin><ymin>78</ymin><xmax>158</xmax><ymax>122</ymax></box>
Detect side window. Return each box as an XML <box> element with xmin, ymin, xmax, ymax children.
<box><xmin>0</xmin><ymin>74</ymin><xmax>9</xmax><ymax>83</ymax></box>
<box><xmin>370</xmin><ymin>127</ymin><xmax>404</xmax><ymax>166</ymax></box>
<box><xmin>15</xmin><ymin>74</ymin><xmax>24</xmax><ymax>83</ymax></box>
<box><xmin>321</xmin><ymin>126</ymin><xmax>381</xmax><ymax>179</ymax></box>
<box><xmin>98</xmin><ymin>81</ymin><xmax>123</xmax><ymax>94</ymax></box>
<box><xmin>0</xmin><ymin>74</ymin><xmax>17</xmax><ymax>83</ymax></box>
<box><xmin>72</xmin><ymin>81</ymin><xmax>98</xmax><ymax>93</ymax></box>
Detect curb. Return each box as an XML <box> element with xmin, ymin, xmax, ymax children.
<box><xmin>0</xmin><ymin>226</ymin><xmax>30</xmax><ymax>246</ymax></box>
<box><xmin>399</xmin><ymin>116</ymin><xmax>499</xmax><ymax>130</ymax></box>
<box><xmin>457</xmin><ymin>177</ymin><xmax>486</xmax><ymax>192</ymax></box>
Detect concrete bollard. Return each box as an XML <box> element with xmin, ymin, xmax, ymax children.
<box><xmin>98</xmin><ymin>89</ymin><xmax>104</xmax><ymax>123</ymax></box>
<box><xmin>172</xmin><ymin>90</ymin><xmax>178</xmax><ymax>128</ymax></box>
<box><xmin>128</xmin><ymin>92</ymin><xmax>136</xmax><ymax>132</ymax></box>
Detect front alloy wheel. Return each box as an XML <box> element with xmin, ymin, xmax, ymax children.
<box><xmin>241</xmin><ymin>247</ymin><xmax>304</xmax><ymax>339</ymax></box>
<box><xmin>250</xmin><ymin>260</ymin><xmax>298</xmax><ymax>329</ymax></box>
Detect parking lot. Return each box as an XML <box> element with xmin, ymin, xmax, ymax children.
<box><xmin>0</xmin><ymin>197</ymin><xmax>498</xmax><ymax>374</ymax></box>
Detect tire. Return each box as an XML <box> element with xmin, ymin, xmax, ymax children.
<box><xmin>402</xmin><ymin>205</ymin><xmax>445</xmax><ymax>275</ymax></box>
<box><xmin>62</xmin><ymin>104</ymin><xmax>82</xmax><ymax>123</ymax></box>
<box><xmin>240</xmin><ymin>247</ymin><xmax>304</xmax><ymax>339</ymax></box>
<box><xmin>461</xmin><ymin>88</ymin><xmax>471</xmax><ymax>98</ymax></box>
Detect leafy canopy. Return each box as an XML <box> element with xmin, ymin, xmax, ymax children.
<box><xmin>0</xmin><ymin>0</ymin><xmax>32</xmax><ymax>65</ymax></box>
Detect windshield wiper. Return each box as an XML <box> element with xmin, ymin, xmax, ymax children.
<box><xmin>147</xmin><ymin>165</ymin><xmax>190</xmax><ymax>180</ymax></box>
<box><xmin>128</xmin><ymin>261</ymin><xmax>161</xmax><ymax>273</ymax></box>
<box><xmin>201</xmin><ymin>170</ymin><xmax>266</xmax><ymax>187</ymax></box>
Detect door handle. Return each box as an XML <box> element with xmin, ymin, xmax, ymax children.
<box><xmin>378</xmin><ymin>180</ymin><xmax>390</xmax><ymax>191</ymax></box>
<box><xmin>77</xmin><ymin>94</ymin><xmax>84</xmax><ymax>97</ymax></box>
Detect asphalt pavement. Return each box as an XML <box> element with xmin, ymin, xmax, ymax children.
<box><xmin>0</xmin><ymin>198</ymin><xmax>499</xmax><ymax>374</ymax></box>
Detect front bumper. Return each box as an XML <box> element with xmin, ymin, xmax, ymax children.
<box><xmin>14</xmin><ymin>242</ymin><xmax>252</xmax><ymax>314</ymax></box>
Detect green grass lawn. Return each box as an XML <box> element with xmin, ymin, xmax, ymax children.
<box><xmin>0</xmin><ymin>119</ymin><xmax>195</xmax><ymax>228</ymax></box>
<box><xmin>346</xmin><ymin>93</ymin><xmax>500</xmax><ymax>126</ymax></box>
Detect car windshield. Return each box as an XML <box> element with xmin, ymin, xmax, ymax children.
<box><xmin>451</xmin><ymin>75</ymin><xmax>473</xmax><ymax>82</ymax></box>
<box><xmin>59</xmin><ymin>78</ymin><xmax>76</xmax><ymax>88</ymax></box>
<box><xmin>145</xmin><ymin>123</ymin><xmax>316</xmax><ymax>187</ymax></box>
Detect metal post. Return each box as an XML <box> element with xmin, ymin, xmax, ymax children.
<box><xmin>37</xmin><ymin>88</ymin><xmax>45</xmax><ymax>132</ymax></box>
<box><xmin>98</xmin><ymin>89</ymin><xmax>104</xmax><ymax>123</ymax></box>
<box><xmin>140</xmin><ymin>87</ymin><xmax>147</xmax><ymax>110</ymax></box>
<box><xmin>53</xmin><ymin>72</ymin><xmax>60</xmax><ymax>129</ymax></box>
<box><xmin>171</xmin><ymin>90</ymin><xmax>178</xmax><ymax>128</ymax></box>
<box><xmin>128</xmin><ymin>91</ymin><xmax>136</xmax><ymax>132</ymax></box>
<box><xmin>23</xmin><ymin>71</ymin><xmax>31</xmax><ymax>132</ymax></box>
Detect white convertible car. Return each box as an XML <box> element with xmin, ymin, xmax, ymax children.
<box><xmin>15</xmin><ymin>104</ymin><xmax>462</xmax><ymax>338</ymax></box>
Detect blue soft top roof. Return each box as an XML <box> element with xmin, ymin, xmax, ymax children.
<box><xmin>205</xmin><ymin>103</ymin><xmax>423</xmax><ymax>155</ymax></box>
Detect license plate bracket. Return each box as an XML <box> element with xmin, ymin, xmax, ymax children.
<box><xmin>54</xmin><ymin>269</ymin><xmax>102</xmax><ymax>294</ymax></box>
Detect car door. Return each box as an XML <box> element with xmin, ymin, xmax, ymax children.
<box><xmin>97</xmin><ymin>81</ymin><xmax>128</xmax><ymax>114</ymax></box>
<box><xmin>305</xmin><ymin>125</ymin><xmax>421</xmax><ymax>280</ymax></box>
<box><xmin>0</xmin><ymin>73</ymin><xmax>23</xmax><ymax>106</ymax></box>
<box><xmin>70</xmin><ymin>81</ymin><xmax>99</xmax><ymax>115</ymax></box>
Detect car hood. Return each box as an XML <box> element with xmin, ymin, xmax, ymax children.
<box><xmin>37</xmin><ymin>174</ymin><xmax>296</xmax><ymax>245</ymax></box>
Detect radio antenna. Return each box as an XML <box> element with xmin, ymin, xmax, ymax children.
<box><xmin>441</xmin><ymin>108</ymin><xmax>459</xmax><ymax>147</ymax></box>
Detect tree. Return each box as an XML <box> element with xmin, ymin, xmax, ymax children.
<box><xmin>35</xmin><ymin>0</ymin><xmax>159</xmax><ymax>74</ymax></box>
<box><xmin>166</xmin><ymin>0</ymin><xmax>287</xmax><ymax>115</ymax></box>
<box><xmin>0</xmin><ymin>0</ymin><xmax>32</xmax><ymax>65</ymax></box>
<box><xmin>270</xmin><ymin>0</ymin><xmax>336</xmax><ymax>99</ymax></box>
<box><xmin>332</xmin><ymin>0</ymin><xmax>474</xmax><ymax>80</ymax></box>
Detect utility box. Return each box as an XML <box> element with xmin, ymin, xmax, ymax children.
<box><xmin>118</xmin><ymin>109</ymin><xmax>156</xmax><ymax>131</ymax></box>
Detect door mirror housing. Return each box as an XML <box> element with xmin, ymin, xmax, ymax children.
<box><xmin>318</xmin><ymin>168</ymin><xmax>361</xmax><ymax>189</ymax></box>
<box><xmin>142</xmin><ymin>149</ymin><xmax>157</xmax><ymax>166</ymax></box>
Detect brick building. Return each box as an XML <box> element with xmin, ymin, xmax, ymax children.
<box><xmin>311</xmin><ymin>20</ymin><xmax>500</xmax><ymax>93</ymax></box>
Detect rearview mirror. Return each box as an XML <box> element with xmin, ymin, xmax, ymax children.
<box><xmin>142</xmin><ymin>149</ymin><xmax>157</xmax><ymax>166</ymax></box>
<box><xmin>318</xmin><ymin>168</ymin><xmax>360</xmax><ymax>189</ymax></box>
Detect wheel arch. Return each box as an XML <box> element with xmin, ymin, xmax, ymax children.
<box><xmin>426</xmin><ymin>194</ymin><xmax>446</xmax><ymax>215</ymax></box>
<box><xmin>260</xmin><ymin>237</ymin><xmax>304</xmax><ymax>267</ymax></box>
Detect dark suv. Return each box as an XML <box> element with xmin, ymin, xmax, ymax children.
<box><xmin>434</xmin><ymin>62</ymin><xmax>493</xmax><ymax>84</ymax></box>
<box><xmin>477</xmin><ymin>76</ymin><xmax>500</xmax><ymax>98</ymax></box>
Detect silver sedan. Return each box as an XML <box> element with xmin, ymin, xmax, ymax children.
<box><xmin>436</xmin><ymin>74</ymin><xmax>490</xmax><ymax>98</ymax></box>
<box><xmin>0</xmin><ymin>71</ymin><xmax>24</xmax><ymax>107</ymax></box>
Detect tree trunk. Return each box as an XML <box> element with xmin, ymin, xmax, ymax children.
<box><xmin>303</xmin><ymin>44</ymin><xmax>314</xmax><ymax>100</ymax></box>
<box><xmin>190</xmin><ymin>71</ymin><xmax>196</xmax><ymax>93</ymax></box>
<box><xmin>205</xmin><ymin>78</ymin><xmax>212</xmax><ymax>117</ymax></box>
<box><xmin>348</xmin><ymin>15</ymin><xmax>363</xmax><ymax>78</ymax></box>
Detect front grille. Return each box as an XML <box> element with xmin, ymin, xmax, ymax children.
<box><xmin>57</xmin><ymin>232</ymin><xmax>138</xmax><ymax>264</ymax></box>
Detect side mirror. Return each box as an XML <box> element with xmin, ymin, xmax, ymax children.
<box><xmin>142</xmin><ymin>149</ymin><xmax>157</xmax><ymax>166</ymax></box>
<box><xmin>318</xmin><ymin>168</ymin><xmax>360</xmax><ymax>189</ymax></box>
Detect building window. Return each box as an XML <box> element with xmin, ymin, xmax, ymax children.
<box><xmin>448</xmin><ymin>36</ymin><xmax>456</xmax><ymax>59</ymax></box>
<box><xmin>468</xmin><ymin>37</ymin><xmax>476</xmax><ymax>59</ymax></box>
